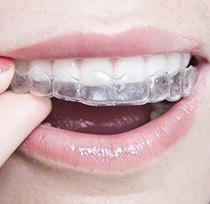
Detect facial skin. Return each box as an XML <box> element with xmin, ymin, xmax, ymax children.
<box><xmin>0</xmin><ymin>1</ymin><xmax>210</xmax><ymax>203</ymax></box>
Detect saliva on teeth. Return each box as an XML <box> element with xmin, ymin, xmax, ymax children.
<box><xmin>10</xmin><ymin>53</ymin><xmax>197</xmax><ymax>106</ymax></box>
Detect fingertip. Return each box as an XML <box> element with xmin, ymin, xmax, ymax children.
<box><xmin>0</xmin><ymin>64</ymin><xmax>14</xmax><ymax>94</ymax></box>
<box><xmin>27</xmin><ymin>93</ymin><xmax>52</xmax><ymax>117</ymax></box>
<box><xmin>2</xmin><ymin>91</ymin><xmax>52</xmax><ymax>121</ymax></box>
<box><xmin>0</xmin><ymin>92</ymin><xmax>52</xmax><ymax>166</ymax></box>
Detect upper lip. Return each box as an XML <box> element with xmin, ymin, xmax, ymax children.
<box><xmin>0</xmin><ymin>27</ymin><xmax>203</xmax><ymax>60</ymax></box>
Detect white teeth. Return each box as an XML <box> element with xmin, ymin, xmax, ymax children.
<box><xmin>145</xmin><ymin>55</ymin><xmax>166</xmax><ymax>76</ymax></box>
<box><xmin>11</xmin><ymin>52</ymin><xmax>196</xmax><ymax>106</ymax></box>
<box><xmin>28</xmin><ymin>60</ymin><xmax>53</xmax><ymax>97</ymax></box>
<box><xmin>53</xmin><ymin>59</ymin><xmax>79</xmax><ymax>100</ymax></box>
<box><xmin>114</xmin><ymin>56</ymin><xmax>146</xmax><ymax>82</ymax></box>
<box><xmin>29</xmin><ymin>60</ymin><xmax>53</xmax><ymax>79</ymax></box>
<box><xmin>166</xmin><ymin>53</ymin><xmax>182</xmax><ymax>74</ymax></box>
<box><xmin>53</xmin><ymin>59</ymin><xmax>79</xmax><ymax>80</ymax></box>
<box><xmin>15</xmin><ymin>60</ymin><xmax>29</xmax><ymax>73</ymax></box>
<box><xmin>16</xmin><ymin>53</ymin><xmax>190</xmax><ymax>83</ymax></box>
<box><xmin>181</xmin><ymin>53</ymin><xmax>191</xmax><ymax>67</ymax></box>
<box><xmin>80</xmin><ymin>58</ymin><xmax>113</xmax><ymax>85</ymax></box>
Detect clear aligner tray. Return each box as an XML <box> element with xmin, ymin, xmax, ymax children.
<box><xmin>10</xmin><ymin>66</ymin><xmax>197</xmax><ymax>106</ymax></box>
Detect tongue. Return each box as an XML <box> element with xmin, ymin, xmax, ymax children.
<box><xmin>44</xmin><ymin>98</ymin><xmax>152</xmax><ymax>135</ymax></box>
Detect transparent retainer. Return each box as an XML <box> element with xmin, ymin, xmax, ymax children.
<box><xmin>10</xmin><ymin>66</ymin><xmax>197</xmax><ymax>106</ymax></box>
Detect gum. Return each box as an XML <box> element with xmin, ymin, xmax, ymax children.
<box><xmin>10</xmin><ymin>66</ymin><xmax>197</xmax><ymax>106</ymax></box>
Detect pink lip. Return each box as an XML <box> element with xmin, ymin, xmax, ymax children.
<box><xmin>2</xmin><ymin>27</ymin><xmax>202</xmax><ymax>60</ymax></box>
<box><xmin>19</xmin><ymin>65</ymin><xmax>206</xmax><ymax>173</ymax></box>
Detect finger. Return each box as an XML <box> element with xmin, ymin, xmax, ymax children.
<box><xmin>0</xmin><ymin>57</ymin><xmax>14</xmax><ymax>94</ymax></box>
<box><xmin>0</xmin><ymin>92</ymin><xmax>52</xmax><ymax>167</ymax></box>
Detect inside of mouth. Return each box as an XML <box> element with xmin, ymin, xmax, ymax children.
<box><xmin>43</xmin><ymin>98</ymin><xmax>174</xmax><ymax>135</ymax></box>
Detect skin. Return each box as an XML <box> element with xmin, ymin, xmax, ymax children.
<box><xmin>0</xmin><ymin>0</ymin><xmax>209</xmax><ymax>203</ymax></box>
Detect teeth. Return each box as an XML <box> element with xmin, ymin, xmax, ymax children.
<box><xmin>150</xmin><ymin>102</ymin><xmax>173</xmax><ymax>120</ymax></box>
<box><xmin>10</xmin><ymin>53</ymin><xmax>197</xmax><ymax>106</ymax></box>
<box><xmin>183</xmin><ymin>66</ymin><xmax>197</xmax><ymax>96</ymax></box>
<box><xmin>10</xmin><ymin>60</ymin><xmax>29</xmax><ymax>93</ymax></box>
<box><xmin>149</xmin><ymin>70</ymin><xmax>169</xmax><ymax>103</ymax></box>
<box><xmin>146</xmin><ymin>55</ymin><xmax>166</xmax><ymax>76</ymax></box>
<box><xmin>42</xmin><ymin>122</ymin><xmax>52</xmax><ymax>127</ymax></box>
<box><xmin>114</xmin><ymin>56</ymin><xmax>145</xmax><ymax>81</ymax></box>
<box><xmin>53</xmin><ymin>59</ymin><xmax>79</xmax><ymax>100</ymax></box>
<box><xmin>29</xmin><ymin>60</ymin><xmax>52</xmax><ymax>77</ymax></box>
<box><xmin>15</xmin><ymin>60</ymin><xmax>29</xmax><ymax>73</ymax></box>
<box><xmin>181</xmin><ymin>53</ymin><xmax>191</xmax><ymax>67</ymax></box>
<box><xmin>80</xmin><ymin>58</ymin><xmax>113</xmax><ymax>84</ymax></box>
<box><xmin>53</xmin><ymin>59</ymin><xmax>79</xmax><ymax>79</ymax></box>
<box><xmin>114</xmin><ymin>57</ymin><xmax>148</xmax><ymax>104</ymax></box>
<box><xmin>166</xmin><ymin>53</ymin><xmax>182</xmax><ymax>74</ymax></box>
<box><xmin>80</xmin><ymin>59</ymin><xmax>114</xmax><ymax>103</ymax></box>
<box><xmin>27</xmin><ymin>60</ymin><xmax>53</xmax><ymax>97</ymax></box>
<box><xmin>167</xmin><ymin>70</ymin><xmax>183</xmax><ymax>101</ymax></box>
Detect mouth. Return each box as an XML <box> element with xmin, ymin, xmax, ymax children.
<box><xmin>4</xmin><ymin>27</ymin><xmax>208</xmax><ymax>174</ymax></box>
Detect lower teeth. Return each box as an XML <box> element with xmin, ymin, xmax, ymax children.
<box><xmin>150</xmin><ymin>102</ymin><xmax>174</xmax><ymax>120</ymax></box>
<box><xmin>10</xmin><ymin>66</ymin><xmax>197</xmax><ymax>106</ymax></box>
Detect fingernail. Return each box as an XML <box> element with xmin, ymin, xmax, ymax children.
<box><xmin>0</xmin><ymin>57</ymin><xmax>14</xmax><ymax>72</ymax></box>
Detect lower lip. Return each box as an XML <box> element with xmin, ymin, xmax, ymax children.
<box><xmin>19</xmin><ymin>65</ymin><xmax>207</xmax><ymax>174</ymax></box>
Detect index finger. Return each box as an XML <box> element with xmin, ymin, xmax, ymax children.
<box><xmin>0</xmin><ymin>57</ymin><xmax>14</xmax><ymax>94</ymax></box>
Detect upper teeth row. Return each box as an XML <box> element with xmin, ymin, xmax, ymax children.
<box><xmin>10</xmin><ymin>53</ymin><xmax>196</xmax><ymax>106</ymax></box>
<box><xmin>15</xmin><ymin>53</ymin><xmax>190</xmax><ymax>81</ymax></box>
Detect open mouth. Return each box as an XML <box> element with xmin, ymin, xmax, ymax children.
<box><xmin>11</xmin><ymin>53</ymin><xmax>198</xmax><ymax>135</ymax></box>
<box><xmin>4</xmin><ymin>28</ymin><xmax>208</xmax><ymax>174</ymax></box>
